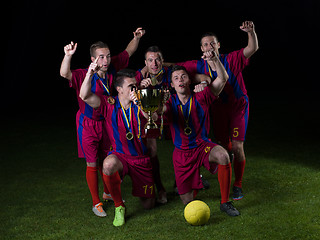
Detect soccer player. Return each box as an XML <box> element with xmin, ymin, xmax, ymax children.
<box><xmin>136</xmin><ymin>46</ymin><xmax>212</xmax><ymax>202</ymax></box>
<box><xmin>162</xmin><ymin>60</ymin><xmax>240</xmax><ymax>216</ymax></box>
<box><xmin>80</xmin><ymin>67</ymin><xmax>156</xmax><ymax>227</ymax></box>
<box><xmin>59</xmin><ymin>28</ymin><xmax>145</xmax><ymax>217</ymax></box>
<box><xmin>176</xmin><ymin>21</ymin><xmax>259</xmax><ymax>200</ymax></box>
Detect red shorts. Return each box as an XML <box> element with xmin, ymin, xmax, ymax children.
<box><xmin>111</xmin><ymin>152</ymin><xmax>155</xmax><ymax>199</ymax></box>
<box><xmin>211</xmin><ymin>96</ymin><xmax>249</xmax><ymax>148</ymax></box>
<box><xmin>173</xmin><ymin>141</ymin><xmax>218</xmax><ymax>195</ymax></box>
<box><xmin>76</xmin><ymin>111</ymin><xmax>111</xmax><ymax>163</ymax></box>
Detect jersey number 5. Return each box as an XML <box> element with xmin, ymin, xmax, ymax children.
<box><xmin>233</xmin><ymin>128</ymin><xmax>239</xmax><ymax>138</ymax></box>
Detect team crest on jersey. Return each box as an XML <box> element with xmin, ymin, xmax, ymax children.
<box><xmin>107</xmin><ymin>96</ymin><xmax>115</xmax><ymax>105</ymax></box>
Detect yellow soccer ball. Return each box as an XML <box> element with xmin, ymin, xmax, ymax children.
<box><xmin>184</xmin><ymin>200</ymin><xmax>210</xmax><ymax>226</ymax></box>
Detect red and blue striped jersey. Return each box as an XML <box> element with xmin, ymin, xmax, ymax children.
<box><xmin>164</xmin><ymin>87</ymin><xmax>216</xmax><ymax>150</ymax></box>
<box><xmin>178</xmin><ymin>48</ymin><xmax>249</xmax><ymax>103</ymax></box>
<box><xmin>97</xmin><ymin>96</ymin><xmax>148</xmax><ymax>156</ymax></box>
<box><xmin>70</xmin><ymin>50</ymin><xmax>129</xmax><ymax>120</ymax></box>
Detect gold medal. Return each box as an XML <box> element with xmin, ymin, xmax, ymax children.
<box><xmin>126</xmin><ymin>132</ymin><xmax>134</xmax><ymax>140</ymax></box>
<box><xmin>184</xmin><ymin>126</ymin><xmax>192</xmax><ymax>135</ymax></box>
<box><xmin>151</xmin><ymin>76</ymin><xmax>157</xmax><ymax>86</ymax></box>
<box><xmin>107</xmin><ymin>96</ymin><xmax>115</xmax><ymax>105</ymax></box>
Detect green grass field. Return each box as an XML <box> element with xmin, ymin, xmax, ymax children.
<box><xmin>1</xmin><ymin>96</ymin><xmax>319</xmax><ymax>239</ymax></box>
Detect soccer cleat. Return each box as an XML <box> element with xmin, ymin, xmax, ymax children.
<box><xmin>103</xmin><ymin>192</ymin><xmax>113</xmax><ymax>202</ymax></box>
<box><xmin>220</xmin><ymin>201</ymin><xmax>240</xmax><ymax>216</ymax></box>
<box><xmin>201</xmin><ymin>175</ymin><xmax>210</xmax><ymax>189</ymax></box>
<box><xmin>113</xmin><ymin>206</ymin><xmax>125</xmax><ymax>227</ymax></box>
<box><xmin>103</xmin><ymin>192</ymin><xmax>126</xmax><ymax>203</ymax></box>
<box><xmin>232</xmin><ymin>186</ymin><xmax>244</xmax><ymax>200</ymax></box>
<box><xmin>92</xmin><ymin>202</ymin><xmax>107</xmax><ymax>217</ymax></box>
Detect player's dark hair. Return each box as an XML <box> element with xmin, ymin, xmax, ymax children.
<box><xmin>90</xmin><ymin>41</ymin><xmax>109</xmax><ymax>57</ymax></box>
<box><xmin>200</xmin><ymin>32</ymin><xmax>219</xmax><ymax>46</ymax></box>
<box><xmin>144</xmin><ymin>46</ymin><xmax>164</xmax><ymax>60</ymax></box>
<box><xmin>114</xmin><ymin>68</ymin><xmax>136</xmax><ymax>89</ymax></box>
<box><xmin>170</xmin><ymin>65</ymin><xmax>188</xmax><ymax>78</ymax></box>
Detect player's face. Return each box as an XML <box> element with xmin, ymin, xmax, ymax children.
<box><xmin>91</xmin><ymin>48</ymin><xmax>111</xmax><ymax>72</ymax></box>
<box><xmin>171</xmin><ymin>70</ymin><xmax>191</xmax><ymax>94</ymax></box>
<box><xmin>118</xmin><ymin>77</ymin><xmax>137</xmax><ymax>100</ymax></box>
<box><xmin>145</xmin><ymin>52</ymin><xmax>163</xmax><ymax>75</ymax></box>
<box><xmin>201</xmin><ymin>36</ymin><xmax>220</xmax><ymax>54</ymax></box>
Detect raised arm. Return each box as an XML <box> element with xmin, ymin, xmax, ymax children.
<box><xmin>125</xmin><ymin>27</ymin><xmax>146</xmax><ymax>57</ymax></box>
<box><xmin>240</xmin><ymin>21</ymin><xmax>259</xmax><ymax>59</ymax></box>
<box><xmin>203</xmin><ymin>50</ymin><xmax>228</xmax><ymax>96</ymax></box>
<box><xmin>79</xmin><ymin>57</ymin><xmax>101</xmax><ymax>109</ymax></box>
<box><xmin>60</xmin><ymin>41</ymin><xmax>77</xmax><ymax>81</ymax></box>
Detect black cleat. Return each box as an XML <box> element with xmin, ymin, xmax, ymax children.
<box><xmin>220</xmin><ymin>201</ymin><xmax>240</xmax><ymax>216</ymax></box>
<box><xmin>201</xmin><ymin>175</ymin><xmax>210</xmax><ymax>189</ymax></box>
<box><xmin>232</xmin><ymin>186</ymin><xmax>244</xmax><ymax>200</ymax></box>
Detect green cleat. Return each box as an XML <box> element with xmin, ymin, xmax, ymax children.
<box><xmin>113</xmin><ymin>206</ymin><xmax>125</xmax><ymax>227</ymax></box>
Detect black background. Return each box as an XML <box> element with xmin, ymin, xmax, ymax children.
<box><xmin>2</xmin><ymin>0</ymin><xmax>319</xmax><ymax>117</ymax></box>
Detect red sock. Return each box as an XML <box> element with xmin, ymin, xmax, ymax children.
<box><xmin>193</xmin><ymin>189</ymin><xmax>199</xmax><ymax>199</ymax></box>
<box><xmin>103</xmin><ymin>172</ymin><xmax>124</xmax><ymax>208</ymax></box>
<box><xmin>233</xmin><ymin>159</ymin><xmax>246</xmax><ymax>188</ymax></box>
<box><xmin>86</xmin><ymin>166</ymin><xmax>100</xmax><ymax>206</ymax></box>
<box><xmin>98</xmin><ymin>165</ymin><xmax>110</xmax><ymax>194</ymax></box>
<box><xmin>218</xmin><ymin>163</ymin><xmax>232</xmax><ymax>204</ymax></box>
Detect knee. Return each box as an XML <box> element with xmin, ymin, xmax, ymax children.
<box><xmin>231</xmin><ymin>141</ymin><xmax>245</xmax><ymax>159</ymax></box>
<box><xmin>103</xmin><ymin>157</ymin><xmax>117</xmax><ymax>176</ymax></box>
<box><xmin>211</xmin><ymin>146</ymin><xmax>230</xmax><ymax>165</ymax></box>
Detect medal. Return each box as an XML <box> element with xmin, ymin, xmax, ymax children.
<box><xmin>151</xmin><ymin>76</ymin><xmax>157</xmax><ymax>86</ymax></box>
<box><xmin>120</xmin><ymin>101</ymin><xmax>136</xmax><ymax>141</ymax></box>
<box><xmin>126</xmin><ymin>132</ymin><xmax>134</xmax><ymax>140</ymax></box>
<box><xmin>107</xmin><ymin>96</ymin><xmax>115</xmax><ymax>105</ymax></box>
<box><xmin>150</xmin><ymin>69</ymin><xmax>164</xmax><ymax>86</ymax></box>
<box><xmin>184</xmin><ymin>126</ymin><xmax>192</xmax><ymax>135</ymax></box>
<box><xmin>179</xmin><ymin>97</ymin><xmax>193</xmax><ymax>136</ymax></box>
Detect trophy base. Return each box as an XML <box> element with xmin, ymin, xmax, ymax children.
<box><xmin>142</xmin><ymin>128</ymin><xmax>161</xmax><ymax>139</ymax></box>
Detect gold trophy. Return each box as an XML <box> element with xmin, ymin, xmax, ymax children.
<box><xmin>136</xmin><ymin>88</ymin><xmax>164</xmax><ymax>138</ymax></box>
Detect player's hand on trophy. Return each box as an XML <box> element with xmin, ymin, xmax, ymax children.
<box><xmin>163</xmin><ymin>89</ymin><xmax>170</xmax><ymax>103</ymax></box>
<box><xmin>64</xmin><ymin>41</ymin><xmax>77</xmax><ymax>56</ymax></box>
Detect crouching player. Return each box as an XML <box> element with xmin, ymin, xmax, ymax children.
<box><xmin>162</xmin><ymin>62</ymin><xmax>240</xmax><ymax>216</ymax></box>
<box><xmin>80</xmin><ymin>66</ymin><xmax>156</xmax><ymax>226</ymax></box>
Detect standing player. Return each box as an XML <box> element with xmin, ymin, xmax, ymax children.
<box><xmin>177</xmin><ymin>21</ymin><xmax>259</xmax><ymax>200</ymax></box>
<box><xmin>59</xmin><ymin>28</ymin><xmax>145</xmax><ymax>217</ymax></box>
<box><xmin>161</xmin><ymin>62</ymin><xmax>240</xmax><ymax>216</ymax></box>
<box><xmin>80</xmin><ymin>67</ymin><xmax>156</xmax><ymax>227</ymax></box>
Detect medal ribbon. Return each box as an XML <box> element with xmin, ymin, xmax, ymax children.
<box><xmin>98</xmin><ymin>74</ymin><xmax>110</xmax><ymax>95</ymax></box>
<box><xmin>150</xmin><ymin>68</ymin><xmax>164</xmax><ymax>86</ymax></box>
<box><xmin>205</xmin><ymin>60</ymin><xmax>213</xmax><ymax>79</ymax></box>
<box><xmin>120</xmin><ymin>102</ymin><xmax>131</xmax><ymax>133</ymax></box>
<box><xmin>179</xmin><ymin>97</ymin><xmax>192</xmax><ymax>127</ymax></box>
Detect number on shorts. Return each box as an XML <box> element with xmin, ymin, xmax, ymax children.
<box><xmin>143</xmin><ymin>185</ymin><xmax>153</xmax><ymax>195</ymax></box>
<box><xmin>233</xmin><ymin>127</ymin><xmax>239</xmax><ymax>138</ymax></box>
